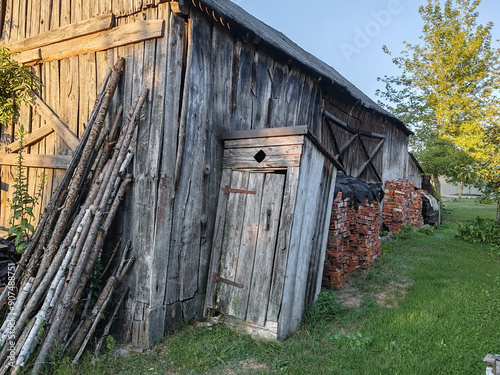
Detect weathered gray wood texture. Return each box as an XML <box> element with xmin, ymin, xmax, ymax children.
<box><xmin>206</xmin><ymin>134</ymin><xmax>336</xmax><ymax>340</ymax></box>
<box><xmin>278</xmin><ymin>137</ymin><xmax>336</xmax><ymax>339</ymax></box>
<box><xmin>1</xmin><ymin>0</ymin><xmax>410</xmax><ymax>346</ymax></box>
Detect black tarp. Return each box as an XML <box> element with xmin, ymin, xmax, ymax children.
<box><xmin>334</xmin><ymin>174</ymin><xmax>384</xmax><ymax>206</ymax></box>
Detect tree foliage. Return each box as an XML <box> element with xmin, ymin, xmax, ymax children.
<box><xmin>377</xmin><ymin>0</ymin><xmax>500</xmax><ymax>195</ymax></box>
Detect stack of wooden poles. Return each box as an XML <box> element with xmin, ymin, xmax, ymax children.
<box><xmin>0</xmin><ymin>57</ymin><xmax>147</xmax><ymax>374</ymax></box>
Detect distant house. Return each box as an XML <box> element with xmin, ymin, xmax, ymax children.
<box><xmin>439</xmin><ymin>177</ymin><xmax>482</xmax><ymax>198</ymax></box>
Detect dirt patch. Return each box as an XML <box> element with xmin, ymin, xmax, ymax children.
<box><xmin>218</xmin><ymin>358</ymin><xmax>269</xmax><ymax>374</ymax></box>
<box><xmin>335</xmin><ymin>277</ymin><xmax>412</xmax><ymax>308</ymax></box>
<box><xmin>335</xmin><ymin>284</ymin><xmax>364</xmax><ymax>308</ymax></box>
<box><xmin>375</xmin><ymin>281</ymin><xmax>412</xmax><ymax>308</ymax></box>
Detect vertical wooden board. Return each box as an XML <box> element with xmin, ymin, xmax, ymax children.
<box><xmin>284</xmin><ymin>68</ymin><xmax>305</xmax><ymax>126</ymax></box>
<box><xmin>130</xmin><ymin>33</ymin><xmax>159</xmax><ymax>308</ymax></box>
<box><xmin>71</xmin><ymin>0</ymin><xmax>83</xmax><ymax>23</ymax></box>
<box><xmin>50</xmin><ymin>0</ymin><xmax>60</xmax><ymax>30</ymax></box>
<box><xmin>86</xmin><ymin>52</ymin><xmax>97</xmax><ymax>120</ymax></box>
<box><xmin>31</xmin><ymin>64</ymin><xmax>44</xmax><ymax>223</ymax></box>
<box><xmin>200</xmin><ymin>26</ymin><xmax>234</xmax><ymax>297</ymax></box>
<box><xmin>211</xmin><ymin>26</ymin><xmax>233</xmax><ymax>133</ymax></box>
<box><xmin>67</xmin><ymin>54</ymin><xmax>83</xmax><ymax>149</ymax></box>
<box><xmin>199</xmin><ymin>21</ymin><xmax>232</xmax><ymax>299</ymax></box>
<box><xmin>246</xmin><ymin>173</ymin><xmax>285</xmax><ymax>326</ymax></box>
<box><xmin>78</xmin><ymin>55</ymin><xmax>89</xmax><ymax>137</ymax></box>
<box><xmin>24</xmin><ymin>0</ymin><xmax>32</xmax><ymax>39</ymax></box>
<box><xmin>278</xmin><ymin>141</ymin><xmax>325</xmax><ymax>339</ymax></box>
<box><xmin>304</xmin><ymin>158</ymin><xmax>336</xmax><ymax>307</ymax></box>
<box><xmin>166</xmin><ymin>13</ymin><xmax>209</xmax><ymax>303</ymax></box>
<box><xmin>1</xmin><ymin>0</ymin><xmax>12</xmax><ymax>41</ymax></box>
<box><xmin>266</xmin><ymin>166</ymin><xmax>300</xmax><ymax>323</ymax></box>
<box><xmin>59</xmin><ymin>57</ymin><xmax>79</xmax><ymax>138</ymax></box>
<box><xmin>80</xmin><ymin>0</ymin><xmax>90</xmax><ymax>21</ymax></box>
<box><xmin>251</xmin><ymin>52</ymin><xmax>273</xmax><ymax>130</ymax></box>
<box><xmin>151</xmin><ymin>8</ymin><xmax>185</xmax><ymax>310</ymax></box>
<box><xmin>15</xmin><ymin>0</ymin><xmax>25</xmax><ymax>42</ymax></box>
<box><xmin>216</xmin><ymin>171</ymin><xmax>249</xmax><ymax>312</ymax></box>
<box><xmin>40</xmin><ymin>63</ymin><xmax>53</xmax><ymax>212</ymax></box>
<box><xmin>60</xmin><ymin>0</ymin><xmax>71</xmax><ymax>26</ymax></box>
<box><xmin>227</xmin><ymin>172</ymin><xmax>265</xmax><ymax>319</ymax></box>
<box><xmin>204</xmin><ymin>168</ymin><xmax>231</xmax><ymax>310</ymax></box>
<box><xmin>39</xmin><ymin>0</ymin><xmax>50</xmax><ymax>34</ymax></box>
<box><xmin>296</xmin><ymin>76</ymin><xmax>315</xmax><ymax>125</ymax></box>
<box><xmin>49</xmin><ymin>58</ymin><xmax>66</xmax><ymax>199</ymax></box>
<box><xmin>267</xmin><ymin>62</ymin><xmax>288</xmax><ymax>128</ymax></box>
<box><xmin>309</xmin><ymin>84</ymin><xmax>323</xmax><ymax>140</ymax></box>
<box><xmin>231</xmin><ymin>41</ymin><xmax>254</xmax><ymax>131</ymax></box>
<box><xmin>127</xmin><ymin>40</ymin><xmax>151</xmax><ymax>305</ymax></box>
<box><xmin>144</xmin><ymin>5</ymin><xmax>168</xmax><ymax>311</ymax></box>
<box><xmin>289</xmin><ymin>145</ymin><xmax>325</xmax><ymax>328</ymax></box>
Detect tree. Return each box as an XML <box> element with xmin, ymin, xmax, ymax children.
<box><xmin>417</xmin><ymin>137</ymin><xmax>475</xmax><ymax>198</ymax></box>
<box><xmin>377</xmin><ymin>0</ymin><xmax>500</xmax><ymax>197</ymax></box>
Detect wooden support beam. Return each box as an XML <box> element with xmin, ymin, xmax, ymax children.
<box><xmin>337</xmin><ymin>134</ymin><xmax>358</xmax><ymax>159</ymax></box>
<box><xmin>4</xmin><ymin>14</ymin><xmax>115</xmax><ymax>53</ymax></box>
<box><xmin>0</xmin><ymin>154</ymin><xmax>71</xmax><ymax>169</ymax></box>
<box><xmin>14</xmin><ymin>49</ymin><xmax>41</xmax><ymax>64</ymax></box>
<box><xmin>32</xmin><ymin>95</ymin><xmax>80</xmax><ymax>151</ymax></box>
<box><xmin>355</xmin><ymin>138</ymin><xmax>384</xmax><ymax>181</ymax></box>
<box><xmin>4</xmin><ymin>124</ymin><xmax>54</xmax><ymax>153</ymax></box>
<box><xmin>323</xmin><ymin>110</ymin><xmax>385</xmax><ymax>139</ymax></box>
<box><xmin>18</xmin><ymin>20</ymin><xmax>165</xmax><ymax>64</ymax></box>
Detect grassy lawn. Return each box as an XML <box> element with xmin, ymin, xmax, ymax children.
<box><xmin>442</xmin><ymin>198</ymin><xmax>497</xmax><ymax>221</ymax></box>
<box><xmin>41</xmin><ymin>201</ymin><xmax>500</xmax><ymax>374</ymax></box>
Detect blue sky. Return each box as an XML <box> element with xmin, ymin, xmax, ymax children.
<box><xmin>233</xmin><ymin>0</ymin><xmax>500</xmax><ymax>103</ymax></box>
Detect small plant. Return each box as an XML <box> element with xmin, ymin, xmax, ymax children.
<box><xmin>417</xmin><ymin>225</ymin><xmax>435</xmax><ymax>235</ymax></box>
<box><xmin>0</xmin><ymin>46</ymin><xmax>39</xmax><ymax>127</ymax></box>
<box><xmin>304</xmin><ymin>290</ymin><xmax>344</xmax><ymax>323</ymax></box>
<box><xmin>329</xmin><ymin>332</ymin><xmax>373</xmax><ymax>350</ymax></box>
<box><xmin>393</xmin><ymin>225</ymin><xmax>415</xmax><ymax>240</ymax></box>
<box><xmin>457</xmin><ymin>217</ymin><xmax>500</xmax><ymax>244</ymax></box>
<box><xmin>8</xmin><ymin>124</ymin><xmax>46</xmax><ymax>253</ymax></box>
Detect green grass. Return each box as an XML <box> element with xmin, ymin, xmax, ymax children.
<box><xmin>41</xmin><ymin>202</ymin><xmax>500</xmax><ymax>374</ymax></box>
<box><xmin>442</xmin><ymin>198</ymin><xmax>497</xmax><ymax>221</ymax></box>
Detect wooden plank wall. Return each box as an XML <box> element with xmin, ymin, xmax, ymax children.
<box><xmin>278</xmin><ymin>137</ymin><xmax>336</xmax><ymax>339</ymax></box>
<box><xmin>0</xmin><ymin>0</ymin><xmax>155</xmax><ymax>235</ymax></box>
<box><xmin>382</xmin><ymin>124</ymin><xmax>410</xmax><ymax>185</ymax></box>
<box><xmin>0</xmin><ymin>0</ymin><xmax>401</xmax><ymax>347</ymax></box>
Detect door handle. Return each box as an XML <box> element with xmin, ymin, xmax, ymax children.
<box><xmin>265</xmin><ymin>209</ymin><xmax>271</xmax><ymax>230</ymax></box>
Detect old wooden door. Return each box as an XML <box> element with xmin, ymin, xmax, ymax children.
<box><xmin>212</xmin><ymin>170</ymin><xmax>286</xmax><ymax>326</ymax></box>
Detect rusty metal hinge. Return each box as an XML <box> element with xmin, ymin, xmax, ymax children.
<box><xmin>212</xmin><ymin>273</ymin><xmax>244</xmax><ymax>288</ymax></box>
<box><xmin>224</xmin><ymin>186</ymin><xmax>256</xmax><ymax>195</ymax></box>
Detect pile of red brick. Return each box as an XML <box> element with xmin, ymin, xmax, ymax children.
<box><xmin>322</xmin><ymin>192</ymin><xmax>381</xmax><ymax>288</ymax></box>
<box><xmin>382</xmin><ymin>179</ymin><xmax>424</xmax><ymax>233</ymax></box>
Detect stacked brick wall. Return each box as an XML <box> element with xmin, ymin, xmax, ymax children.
<box><xmin>382</xmin><ymin>179</ymin><xmax>425</xmax><ymax>233</ymax></box>
<box><xmin>322</xmin><ymin>192</ymin><xmax>382</xmax><ymax>288</ymax></box>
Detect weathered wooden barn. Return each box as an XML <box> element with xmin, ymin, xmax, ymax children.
<box><xmin>0</xmin><ymin>0</ymin><xmax>414</xmax><ymax>346</ymax></box>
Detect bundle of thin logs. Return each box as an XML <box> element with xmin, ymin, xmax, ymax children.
<box><xmin>0</xmin><ymin>57</ymin><xmax>148</xmax><ymax>374</ymax></box>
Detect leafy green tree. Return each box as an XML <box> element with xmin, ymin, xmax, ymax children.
<box><xmin>377</xmin><ymin>0</ymin><xmax>500</xmax><ymax>196</ymax></box>
<box><xmin>417</xmin><ymin>137</ymin><xmax>475</xmax><ymax>198</ymax></box>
